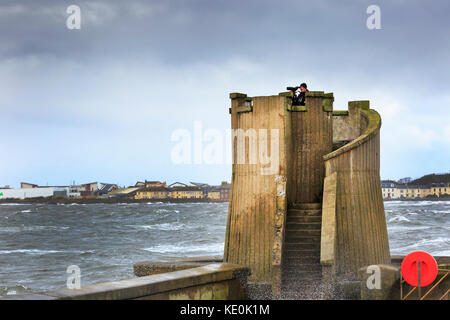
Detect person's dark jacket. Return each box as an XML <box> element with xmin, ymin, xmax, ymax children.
<box><xmin>292</xmin><ymin>89</ymin><xmax>308</xmax><ymax>106</ymax></box>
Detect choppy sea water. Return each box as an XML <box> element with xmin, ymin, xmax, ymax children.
<box><xmin>385</xmin><ymin>200</ymin><xmax>450</xmax><ymax>256</ymax></box>
<box><xmin>0</xmin><ymin>200</ymin><xmax>448</xmax><ymax>297</ymax></box>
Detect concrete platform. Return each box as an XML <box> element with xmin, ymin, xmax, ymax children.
<box><xmin>134</xmin><ymin>256</ymin><xmax>223</xmax><ymax>277</ymax></box>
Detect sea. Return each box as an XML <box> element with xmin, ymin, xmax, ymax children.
<box><xmin>0</xmin><ymin>200</ymin><xmax>448</xmax><ymax>297</ymax></box>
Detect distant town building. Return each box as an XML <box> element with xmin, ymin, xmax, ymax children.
<box><xmin>168</xmin><ymin>182</ymin><xmax>188</xmax><ymax>188</ymax></box>
<box><xmin>21</xmin><ymin>182</ymin><xmax>38</xmax><ymax>189</ymax></box>
<box><xmin>381</xmin><ymin>181</ymin><xmax>398</xmax><ymax>199</ymax></box>
<box><xmin>189</xmin><ymin>182</ymin><xmax>210</xmax><ymax>188</ymax></box>
<box><xmin>397</xmin><ymin>177</ymin><xmax>412</xmax><ymax>184</ymax></box>
<box><xmin>190</xmin><ymin>182</ymin><xmax>213</xmax><ymax>197</ymax></box>
<box><xmin>108</xmin><ymin>187</ymin><xmax>141</xmax><ymax>199</ymax></box>
<box><xmin>82</xmin><ymin>182</ymin><xmax>98</xmax><ymax>192</ymax></box>
<box><xmin>381</xmin><ymin>181</ymin><xmax>449</xmax><ymax>199</ymax></box>
<box><xmin>0</xmin><ymin>186</ymin><xmax>69</xmax><ymax>199</ymax></box>
<box><xmin>67</xmin><ymin>182</ymin><xmax>99</xmax><ymax>197</ymax></box>
<box><xmin>0</xmin><ymin>180</ymin><xmax>233</xmax><ymax>201</ymax></box>
<box><xmin>135</xmin><ymin>186</ymin><xmax>169</xmax><ymax>200</ymax></box>
<box><xmin>207</xmin><ymin>187</ymin><xmax>221</xmax><ymax>201</ymax></box>
<box><xmin>135</xmin><ymin>180</ymin><xmax>167</xmax><ymax>188</ymax></box>
<box><xmin>98</xmin><ymin>183</ymin><xmax>119</xmax><ymax>195</ymax></box>
<box><xmin>146</xmin><ymin>181</ymin><xmax>166</xmax><ymax>187</ymax></box>
<box><xmin>218</xmin><ymin>181</ymin><xmax>231</xmax><ymax>201</ymax></box>
<box><xmin>169</xmin><ymin>186</ymin><xmax>203</xmax><ymax>199</ymax></box>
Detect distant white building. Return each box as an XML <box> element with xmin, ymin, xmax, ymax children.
<box><xmin>397</xmin><ymin>177</ymin><xmax>412</xmax><ymax>184</ymax></box>
<box><xmin>0</xmin><ymin>187</ymin><xmax>69</xmax><ymax>199</ymax></box>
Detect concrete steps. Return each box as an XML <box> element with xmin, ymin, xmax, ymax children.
<box><xmin>290</xmin><ymin>203</ymin><xmax>322</xmax><ymax>210</ymax></box>
<box><xmin>282</xmin><ymin>203</ymin><xmax>323</xmax><ymax>299</ymax></box>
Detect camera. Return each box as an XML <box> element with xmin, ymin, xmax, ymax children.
<box><xmin>286</xmin><ymin>86</ymin><xmax>300</xmax><ymax>92</ymax></box>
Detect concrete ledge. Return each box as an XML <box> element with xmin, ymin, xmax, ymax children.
<box><xmin>391</xmin><ymin>255</ymin><xmax>450</xmax><ymax>267</ymax></box>
<box><xmin>358</xmin><ymin>264</ymin><xmax>399</xmax><ymax>300</ymax></box>
<box><xmin>5</xmin><ymin>263</ymin><xmax>250</xmax><ymax>300</ymax></box>
<box><xmin>305</xmin><ymin>91</ymin><xmax>325</xmax><ymax>97</ymax></box>
<box><xmin>1</xmin><ymin>293</ymin><xmax>57</xmax><ymax>300</ymax></box>
<box><xmin>332</xmin><ymin>110</ymin><xmax>349</xmax><ymax>116</ymax></box>
<box><xmin>288</xmin><ymin>105</ymin><xmax>307</xmax><ymax>112</ymax></box>
<box><xmin>230</xmin><ymin>92</ymin><xmax>247</xmax><ymax>99</ymax></box>
<box><xmin>134</xmin><ymin>256</ymin><xmax>223</xmax><ymax>277</ymax></box>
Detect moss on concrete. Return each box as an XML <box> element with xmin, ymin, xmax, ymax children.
<box><xmin>288</xmin><ymin>105</ymin><xmax>307</xmax><ymax>112</ymax></box>
<box><xmin>305</xmin><ymin>91</ymin><xmax>325</xmax><ymax>97</ymax></box>
<box><xmin>332</xmin><ymin>110</ymin><xmax>349</xmax><ymax>116</ymax></box>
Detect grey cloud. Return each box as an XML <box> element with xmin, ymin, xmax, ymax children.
<box><xmin>0</xmin><ymin>0</ymin><xmax>449</xmax><ymax>185</ymax></box>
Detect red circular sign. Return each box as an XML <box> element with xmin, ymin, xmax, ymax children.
<box><xmin>401</xmin><ymin>251</ymin><xmax>438</xmax><ymax>287</ymax></box>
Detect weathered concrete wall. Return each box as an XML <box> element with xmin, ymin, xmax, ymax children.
<box><xmin>4</xmin><ymin>263</ymin><xmax>250</xmax><ymax>300</ymax></box>
<box><xmin>323</xmin><ymin>102</ymin><xmax>391</xmax><ymax>279</ymax></box>
<box><xmin>288</xmin><ymin>92</ymin><xmax>334</xmax><ymax>205</ymax></box>
<box><xmin>320</xmin><ymin>172</ymin><xmax>338</xmax><ymax>299</ymax></box>
<box><xmin>224</xmin><ymin>93</ymin><xmax>392</xmax><ymax>297</ymax></box>
<box><xmin>321</xmin><ymin>172</ymin><xmax>338</xmax><ymax>266</ymax></box>
<box><xmin>224</xmin><ymin>93</ymin><xmax>290</xmax><ymax>283</ymax></box>
<box><xmin>332</xmin><ymin>101</ymin><xmax>370</xmax><ymax>143</ymax></box>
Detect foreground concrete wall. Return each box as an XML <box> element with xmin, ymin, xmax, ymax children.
<box><xmin>358</xmin><ymin>257</ymin><xmax>450</xmax><ymax>300</ymax></box>
<box><xmin>4</xmin><ymin>263</ymin><xmax>250</xmax><ymax>300</ymax></box>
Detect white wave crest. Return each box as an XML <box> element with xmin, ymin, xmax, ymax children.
<box><xmin>142</xmin><ymin>243</ymin><xmax>224</xmax><ymax>254</ymax></box>
<box><xmin>388</xmin><ymin>216</ymin><xmax>410</xmax><ymax>223</ymax></box>
<box><xmin>126</xmin><ymin>223</ymin><xmax>185</xmax><ymax>231</ymax></box>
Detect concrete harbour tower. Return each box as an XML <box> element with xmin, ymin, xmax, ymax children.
<box><xmin>224</xmin><ymin>91</ymin><xmax>390</xmax><ymax>299</ymax></box>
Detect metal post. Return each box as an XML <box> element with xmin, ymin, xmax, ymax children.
<box><xmin>418</xmin><ymin>261</ymin><xmax>421</xmax><ymax>299</ymax></box>
<box><xmin>400</xmin><ymin>272</ymin><xmax>403</xmax><ymax>300</ymax></box>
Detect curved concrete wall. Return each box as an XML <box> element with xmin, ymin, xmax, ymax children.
<box><xmin>323</xmin><ymin>102</ymin><xmax>391</xmax><ymax>278</ymax></box>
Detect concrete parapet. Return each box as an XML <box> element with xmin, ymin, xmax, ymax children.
<box><xmin>134</xmin><ymin>256</ymin><xmax>223</xmax><ymax>277</ymax></box>
<box><xmin>4</xmin><ymin>263</ymin><xmax>250</xmax><ymax>300</ymax></box>
<box><xmin>358</xmin><ymin>257</ymin><xmax>450</xmax><ymax>300</ymax></box>
<box><xmin>358</xmin><ymin>264</ymin><xmax>399</xmax><ymax>300</ymax></box>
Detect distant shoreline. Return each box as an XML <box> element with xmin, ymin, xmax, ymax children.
<box><xmin>0</xmin><ymin>197</ymin><xmax>228</xmax><ymax>205</ymax></box>
<box><xmin>383</xmin><ymin>197</ymin><xmax>449</xmax><ymax>202</ymax></box>
<box><xmin>0</xmin><ymin>197</ymin><xmax>448</xmax><ymax>205</ymax></box>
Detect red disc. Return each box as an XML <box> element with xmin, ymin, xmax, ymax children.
<box><xmin>401</xmin><ymin>251</ymin><xmax>438</xmax><ymax>287</ymax></box>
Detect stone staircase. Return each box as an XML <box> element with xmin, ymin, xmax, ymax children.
<box><xmin>281</xmin><ymin>202</ymin><xmax>323</xmax><ymax>299</ymax></box>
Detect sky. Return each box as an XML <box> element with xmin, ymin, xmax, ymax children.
<box><xmin>0</xmin><ymin>0</ymin><xmax>449</xmax><ymax>187</ymax></box>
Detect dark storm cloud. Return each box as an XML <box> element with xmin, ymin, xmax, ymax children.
<box><xmin>1</xmin><ymin>0</ymin><xmax>449</xmax><ymax>89</ymax></box>
<box><xmin>0</xmin><ymin>0</ymin><xmax>449</xmax><ymax>186</ymax></box>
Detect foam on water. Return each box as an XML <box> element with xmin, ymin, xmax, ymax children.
<box><xmin>0</xmin><ymin>249</ymin><xmax>63</xmax><ymax>255</ymax></box>
<box><xmin>388</xmin><ymin>216</ymin><xmax>410</xmax><ymax>223</ymax></box>
<box><xmin>142</xmin><ymin>242</ymin><xmax>224</xmax><ymax>254</ymax></box>
<box><xmin>0</xmin><ymin>225</ymin><xmax>70</xmax><ymax>233</ymax></box>
<box><xmin>125</xmin><ymin>223</ymin><xmax>185</xmax><ymax>231</ymax></box>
